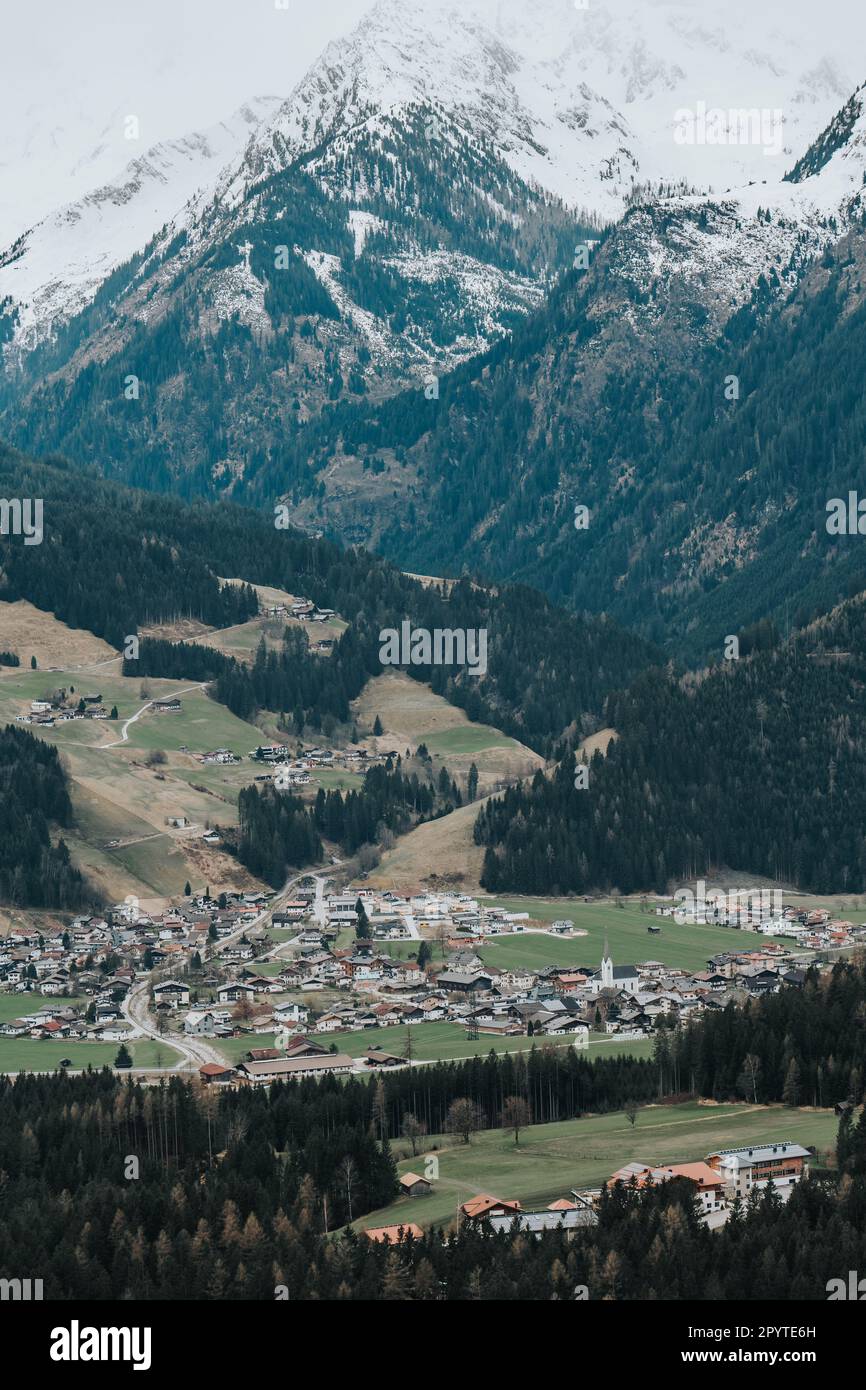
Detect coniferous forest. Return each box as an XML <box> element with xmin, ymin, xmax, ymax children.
<box><xmin>4</xmin><ymin>961</ymin><xmax>866</xmax><ymax>1299</ymax></box>
<box><xmin>0</xmin><ymin>724</ymin><xmax>87</xmax><ymax>908</ymax></box>
<box><xmin>476</xmin><ymin>595</ymin><xmax>866</xmax><ymax>894</ymax></box>
<box><xmin>3</xmin><ymin>447</ymin><xmax>655</xmax><ymax>756</ymax></box>
<box><xmin>232</xmin><ymin>760</ymin><xmax>462</xmax><ymax>885</ymax></box>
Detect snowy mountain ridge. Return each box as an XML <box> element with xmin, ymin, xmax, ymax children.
<box><xmin>3</xmin><ymin>0</ymin><xmax>864</xmax><ymax>358</ymax></box>
<box><xmin>0</xmin><ymin>97</ymin><xmax>281</xmax><ymax>356</ymax></box>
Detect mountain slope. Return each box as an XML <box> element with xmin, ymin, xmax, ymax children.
<box><xmin>0</xmin><ymin>98</ymin><xmax>281</xmax><ymax>357</ymax></box>
<box><xmin>475</xmin><ymin>591</ymin><xmax>866</xmax><ymax>895</ymax></box>
<box><xmin>2</xmin><ymin>0</ymin><xmax>861</xmax><ymax>483</ymax></box>
<box><xmin>234</xmin><ymin>0</ymin><xmax>861</xmax><ymax>219</ymax></box>
<box><xmin>276</xmin><ymin>80</ymin><xmax>866</xmax><ymax>659</ymax></box>
<box><xmin>3</xmin><ymin>1</ymin><xmax>866</xmax><ymax>662</ymax></box>
<box><xmin>0</xmin><ymin>444</ymin><xmax>658</xmax><ymax>757</ymax></box>
<box><xmin>0</xmin><ymin>101</ymin><xmax>581</xmax><ymax>494</ymax></box>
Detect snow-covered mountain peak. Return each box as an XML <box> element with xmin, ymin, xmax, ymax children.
<box><xmin>0</xmin><ymin>96</ymin><xmax>282</xmax><ymax>353</ymax></box>
<box><xmin>230</xmin><ymin>0</ymin><xmax>866</xmax><ymax>220</ymax></box>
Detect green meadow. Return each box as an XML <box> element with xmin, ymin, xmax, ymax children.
<box><xmin>0</xmin><ymin>1038</ymin><xmax>184</xmax><ymax>1072</ymax></box>
<box><xmin>0</xmin><ymin>992</ymin><xmax>184</xmax><ymax>1072</ymax></box>
<box><xmin>421</xmin><ymin>725</ymin><xmax>518</xmax><ymax>756</ymax></box>
<box><xmin>355</xmin><ymin>1101</ymin><xmax>839</xmax><ymax>1233</ymax></box>
<box><xmin>478</xmin><ymin>897</ymin><xmax>790</xmax><ymax>974</ymax></box>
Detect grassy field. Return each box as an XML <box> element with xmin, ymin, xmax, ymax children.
<box><xmin>352</xmin><ymin>671</ymin><xmax>542</xmax><ymax>787</ymax></box>
<box><xmin>210</xmin><ymin>1032</ymin><xmax>279</xmax><ymax>1063</ymax></box>
<box><xmin>477</xmin><ymin>899</ymin><xmax>791</xmax><ymax>974</ymax></box>
<box><xmin>0</xmin><ymin>992</ymin><xmax>88</xmax><ymax>1023</ymax></box>
<box><xmin>367</xmin><ymin>797</ymin><xmax>491</xmax><ymax>893</ymax></box>
<box><xmin>121</xmin><ymin>690</ymin><xmax>263</xmax><ymax>756</ymax></box>
<box><xmin>421</xmin><ymin>726</ymin><xmax>517</xmax><ymax>756</ymax></box>
<box><xmin>0</xmin><ymin>1037</ymin><xmax>183</xmax><ymax>1072</ymax></box>
<box><xmin>0</xmin><ymin>993</ymin><xmax>183</xmax><ymax>1071</ymax></box>
<box><xmin>0</xmin><ymin>599</ymin><xmax>117</xmax><ymax>670</ymax></box>
<box><xmin>355</xmin><ymin>1102</ymin><xmax>840</xmax><ymax>1232</ymax></box>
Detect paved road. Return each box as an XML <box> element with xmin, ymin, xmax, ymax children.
<box><xmin>122</xmin><ymin>870</ymin><xmax>330</xmax><ymax>1071</ymax></box>
<box><xmin>124</xmin><ymin>979</ymin><xmax>225</xmax><ymax>1071</ymax></box>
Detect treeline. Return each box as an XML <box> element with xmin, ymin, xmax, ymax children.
<box><xmin>311</xmin><ymin>762</ymin><xmax>459</xmax><ymax>855</ymax></box>
<box><xmin>230</xmin><ymin>760</ymin><xmax>459</xmax><ymax>884</ymax></box>
<box><xmin>376</xmin><ymin>1046</ymin><xmax>658</xmax><ymax>1136</ymax></box>
<box><xmin>0</xmin><ymin>446</ymin><xmax>258</xmax><ymax>647</ymax></box>
<box><xmin>123</xmin><ymin>635</ymin><xmax>231</xmax><ymax>684</ymax></box>
<box><xmin>126</xmin><ymin>624</ymin><xmax>363</xmax><ymax>732</ymax></box>
<box><xmin>476</xmin><ymin>596</ymin><xmax>866</xmax><ymax>894</ymax></box>
<box><xmin>373</xmin><ymin>959</ymin><xmax>866</xmax><ymax>1128</ymax></box>
<box><xmin>127</xmin><ymin>629</ymin><xmax>365</xmax><ymax>729</ymax></box>
<box><xmin>0</xmin><ymin>650</ymin><xmax>19</xmax><ymax>666</ymax></box>
<box><xmin>214</xmin><ymin>628</ymin><xmax>369</xmax><ymax>727</ymax></box>
<box><xmin>660</xmin><ymin>957</ymin><xmax>866</xmax><ymax>1109</ymax></box>
<box><xmin>234</xmin><ymin>785</ymin><xmax>323</xmax><ymax>887</ymax></box>
<box><xmin>0</xmin><ymin>724</ymin><xmax>87</xmax><ymax>908</ymax></box>
<box><xmin>4</xmin><ymin>449</ymin><xmax>655</xmax><ymax>757</ymax></box>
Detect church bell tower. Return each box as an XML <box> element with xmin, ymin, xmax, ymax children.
<box><xmin>601</xmin><ymin>931</ymin><xmax>613</xmax><ymax>989</ymax></box>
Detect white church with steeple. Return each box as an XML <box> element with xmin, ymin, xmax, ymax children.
<box><xmin>589</xmin><ymin>932</ymin><xmax>640</xmax><ymax>995</ymax></box>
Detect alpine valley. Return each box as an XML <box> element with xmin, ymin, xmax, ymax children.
<box><xmin>8</xmin><ymin>0</ymin><xmax>866</xmax><ymax>1316</ymax></box>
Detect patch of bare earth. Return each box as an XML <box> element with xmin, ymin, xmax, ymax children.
<box><xmin>0</xmin><ymin>600</ymin><xmax>117</xmax><ymax>671</ymax></box>
<box><xmin>365</xmin><ymin>797</ymin><xmax>492</xmax><ymax>894</ymax></box>
<box><xmin>139</xmin><ymin>617</ymin><xmax>214</xmax><ymax>642</ymax></box>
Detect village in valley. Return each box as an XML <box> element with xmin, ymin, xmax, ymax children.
<box><xmin>0</xmin><ymin>865</ymin><xmax>858</xmax><ymax>1240</ymax></box>
<box><xmin>0</xmin><ymin>584</ymin><xmax>863</xmax><ymax>1251</ymax></box>
<box><xmin>9</xmin><ymin>0</ymin><xmax>866</xmax><ymax>1313</ymax></box>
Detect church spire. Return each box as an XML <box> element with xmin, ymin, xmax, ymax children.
<box><xmin>601</xmin><ymin>931</ymin><xmax>613</xmax><ymax>989</ymax></box>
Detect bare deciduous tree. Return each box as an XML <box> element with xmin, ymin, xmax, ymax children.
<box><xmin>738</xmin><ymin>1053</ymin><xmax>762</xmax><ymax>1104</ymax></box>
<box><xmin>341</xmin><ymin>1155</ymin><xmax>359</xmax><ymax>1223</ymax></box>
<box><xmin>401</xmin><ymin>1112</ymin><xmax>426</xmax><ymax>1157</ymax></box>
<box><xmin>447</xmin><ymin>1097</ymin><xmax>483</xmax><ymax>1145</ymax></box>
<box><xmin>502</xmin><ymin>1095</ymin><xmax>531</xmax><ymax>1147</ymax></box>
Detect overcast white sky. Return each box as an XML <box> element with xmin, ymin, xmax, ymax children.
<box><xmin>2</xmin><ymin>0</ymin><xmax>372</xmax><ymax>140</ymax></box>
<box><xmin>8</xmin><ymin>0</ymin><xmax>860</xmax><ymax>155</ymax></box>
<box><xmin>0</xmin><ymin>0</ymin><xmax>373</xmax><ymax>239</ymax></box>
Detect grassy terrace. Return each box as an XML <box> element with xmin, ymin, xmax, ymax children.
<box><xmin>354</xmin><ymin>1102</ymin><xmax>839</xmax><ymax>1233</ymax></box>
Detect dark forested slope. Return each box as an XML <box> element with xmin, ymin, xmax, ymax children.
<box><xmin>476</xmin><ymin>594</ymin><xmax>866</xmax><ymax>894</ymax></box>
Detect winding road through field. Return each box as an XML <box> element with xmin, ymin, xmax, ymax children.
<box><xmin>103</xmin><ymin>681</ymin><xmax>209</xmax><ymax>748</ymax></box>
